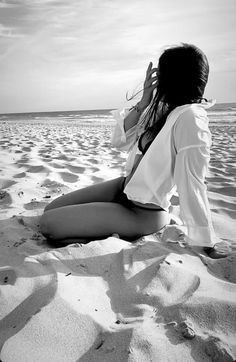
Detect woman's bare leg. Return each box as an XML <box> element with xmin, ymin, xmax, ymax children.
<box><xmin>44</xmin><ymin>176</ymin><xmax>124</xmax><ymax>212</ymax></box>
<box><xmin>40</xmin><ymin>202</ymin><xmax>169</xmax><ymax>242</ymax></box>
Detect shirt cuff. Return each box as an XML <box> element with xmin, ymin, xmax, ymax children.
<box><xmin>110</xmin><ymin>108</ymin><xmax>131</xmax><ymax>143</ymax></box>
<box><xmin>184</xmin><ymin>225</ymin><xmax>217</xmax><ymax>247</ymax></box>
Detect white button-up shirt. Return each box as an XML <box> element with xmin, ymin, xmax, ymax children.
<box><xmin>111</xmin><ymin>101</ymin><xmax>218</xmax><ymax>247</ymax></box>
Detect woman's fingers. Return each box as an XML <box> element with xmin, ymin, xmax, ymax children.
<box><xmin>142</xmin><ymin>62</ymin><xmax>158</xmax><ymax>104</ymax></box>
<box><xmin>146</xmin><ymin>62</ymin><xmax>157</xmax><ymax>74</ymax></box>
<box><xmin>144</xmin><ymin>82</ymin><xmax>158</xmax><ymax>93</ymax></box>
<box><xmin>149</xmin><ymin>67</ymin><xmax>158</xmax><ymax>75</ymax></box>
<box><xmin>146</xmin><ymin>82</ymin><xmax>158</xmax><ymax>92</ymax></box>
<box><xmin>146</xmin><ymin>67</ymin><xmax>158</xmax><ymax>83</ymax></box>
<box><xmin>145</xmin><ymin>75</ymin><xmax>158</xmax><ymax>87</ymax></box>
<box><xmin>146</xmin><ymin>62</ymin><xmax>153</xmax><ymax>73</ymax></box>
<box><xmin>151</xmin><ymin>75</ymin><xmax>158</xmax><ymax>82</ymax></box>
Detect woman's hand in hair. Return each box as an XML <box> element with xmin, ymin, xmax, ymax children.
<box><xmin>139</xmin><ymin>62</ymin><xmax>158</xmax><ymax>109</ymax></box>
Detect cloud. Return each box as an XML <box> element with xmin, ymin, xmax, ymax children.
<box><xmin>0</xmin><ymin>0</ymin><xmax>236</xmax><ymax>112</ymax></box>
<box><xmin>0</xmin><ymin>0</ymin><xmax>19</xmax><ymax>8</ymax></box>
<box><xmin>0</xmin><ymin>0</ymin><xmax>164</xmax><ymax>72</ymax></box>
<box><xmin>0</xmin><ymin>23</ymin><xmax>24</xmax><ymax>37</ymax></box>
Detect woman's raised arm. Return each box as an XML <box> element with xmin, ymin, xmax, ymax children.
<box><xmin>110</xmin><ymin>62</ymin><xmax>158</xmax><ymax>151</ymax></box>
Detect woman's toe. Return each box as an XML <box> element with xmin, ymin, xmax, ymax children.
<box><xmin>203</xmin><ymin>242</ymin><xmax>232</xmax><ymax>259</ymax></box>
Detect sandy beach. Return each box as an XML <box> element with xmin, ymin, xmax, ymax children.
<box><xmin>0</xmin><ymin>117</ymin><xmax>236</xmax><ymax>361</ymax></box>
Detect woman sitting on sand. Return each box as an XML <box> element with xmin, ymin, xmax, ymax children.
<box><xmin>40</xmin><ymin>43</ymin><xmax>230</xmax><ymax>259</ymax></box>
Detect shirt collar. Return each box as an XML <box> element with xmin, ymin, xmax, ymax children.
<box><xmin>195</xmin><ymin>99</ymin><xmax>216</xmax><ymax>109</ymax></box>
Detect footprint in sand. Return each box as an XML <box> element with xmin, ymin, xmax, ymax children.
<box><xmin>80</xmin><ymin>144</ymin><xmax>89</xmax><ymax>150</ymax></box>
<box><xmin>38</xmin><ymin>148</ymin><xmax>49</xmax><ymax>155</ymax></box>
<box><xmin>111</xmin><ymin>150</ymin><xmax>121</xmax><ymax>156</ymax></box>
<box><xmin>0</xmin><ymin>266</ymin><xmax>17</xmax><ymax>285</ymax></box>
<box><xmin>150</xmin><ymin>255</ymin><xmax>200</xmax><ymax>305</ymax></box>
<box><xmin>0</xmin><ymin>179</ymin><xmax>17</xmax><ymax>189</ymax></box>
<box><xmin>87</xmin><ymin>158</ymin><xmax>99</xmax><ymax>164</ymax></box>
<box><xmin>41</xmin><ymin>158</ymin><xmax>52</xmax><ymax>163</ymax></box>
<box><xmin>91</xmin><ymin>176</ymin><xmax>105</xmax><ymax>183</ymax></box>
<box><xmin>0</xmin><ymin>191</ymin><xmax>12</xmax><ymax>208</ymax></box>
<box><xmin>13</xmin><ymin>172</ymin><xmax>26</xmax><ymax>179</ymax></box>
<box><xmin>24</xmin><ymin>201</ymin><xmax>48</xmax><ymax>210</ymax></box>
<box><xmin>53</xmin><ymin>154</ymin><xmax>69</xmax><ymax>161</ymax></box>
<box><xmin>40</xmin><ymin>179</ymin><xmax>65</xmax><ymax>190</ymax></box>
<box><xmin>50</xmin><ymin>162</ymin><xmax>65</xmax><ymax>169</ymax></box>
<box><xmin>206</xmin><ymin>176</ymin><xmax>228</xmax><ymax>183</ymax></box>
<box><xmin>208</xmin><ymin>186</ymin><xmax>235</xmax><ymax>197</ymax></box>
<box><xmin>15</xmin><ymin>162</ymin><xmax>27</xmax><ymax>168</ymax></box>
<box><xmin>38</xmin><ymin>148</ymin><xmax>52</xmax><ymax>158</ymax></box>
<box><xmin>26</xmin><ymin>165</ymin><xmax>48</xmax><ymax>173</ymax></box>
<box><xmin>226</xmin><ymin>166</ymin><xmax>236</xmax><ymax>175</ymax></box>
<box><xmin>64</xmin><ymin>149</ymin><xmax>74</xmax><ymax>154</ymax></box>
<box><xmin>209</xmin><ymin>167</ymin><xmax>227</xmax><ymax>176</ymax></box>
<box><xmin>59</xmin><ymin>172</ymin><xmax>79</xmax><ymax>183</ymax></box>
<box><xmin>65</xmin><ymin>164</ymin><xmax>85</xmax><ymax>174</ymax></box>
<box><xmin>209</xmin><ymin>198</ymin><xmax>236</xmax><ymax>211</ymax></box>
<box><xmin>18</xmin><ymin>155</ymin><xmax>29</xmax><ymax>164</ymax></box>
<box><xmin>22</xmin><ymin>146</ymin><xmax>31</xmax><ymax>152</ymax></box>
<box><xmin>89</xmin><ymin>166</ymin><xmax>100</xmax><ymax>173</ymax></box>
<box><xmin>204</xmin><ymin>336</ymin><xmax>235</xmax><ymax>361</ymax></box>
<box><xmin>177</xmin><ymin>320</ymin><xmax>195</xmax><ymax>339</ymax></box>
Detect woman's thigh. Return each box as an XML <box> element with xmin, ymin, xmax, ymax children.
<box><xmin>45</xmin><ymin>176</ymin><xmax>125</xmax><ymax>211</ymax></box>
<box><xmin>40</xmin><ymin>201</ymin><xmax>169</xmax><ymax>242</ymax></box>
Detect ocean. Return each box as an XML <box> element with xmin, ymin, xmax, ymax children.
<box><xmin>0</xmin><ymin>102</ymin><xmax>236</xmax><ymax>126</ymax></box>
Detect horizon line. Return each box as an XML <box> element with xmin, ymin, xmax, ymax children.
<box><xmin>0</xmin><ymin>101</ymin><xmax>236</xmax><ymax>116</ymax></box>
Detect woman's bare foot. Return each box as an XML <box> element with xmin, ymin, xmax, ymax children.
<box><xmin>203</xmin><ymin>242</ymin><xmax>232</xmax><ymax>259</ymax></box>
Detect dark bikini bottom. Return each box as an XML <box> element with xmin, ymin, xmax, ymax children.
<box><xmin>114</xmin><ymin>177</ymin><xmax>165</xmax><ymax>212</ymax></box>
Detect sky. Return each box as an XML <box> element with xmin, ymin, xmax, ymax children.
<box><xmin>0</xmin><ymin>0</ymin><xmax>236</xmax><ymax>113</ymax></box>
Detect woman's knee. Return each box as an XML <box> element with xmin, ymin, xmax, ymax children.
<box><xmin>44</xmin><ymin>203</ymin><xmax>56</xmax><ymax>213</ymax></box>
<box><xmin>39</xmin><ymin>211</ymin><xmax>57</xmax><ymax>239</ymax></box>
<box><xmin>43</xmin><ymin>197</ymin><xmax>61</xmax><ymax>212</ymax></box>
<box><xmin>44</xmin><ymin>204</ymin><xmax>51</xmax><ymax>213</ymax></box>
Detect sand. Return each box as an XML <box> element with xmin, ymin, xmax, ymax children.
<box><xmin>0</xmin><ymin>118</ymin><xmax>236</xmax><ymax>361</ymax></box>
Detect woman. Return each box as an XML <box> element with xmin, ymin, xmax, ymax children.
<box><xmin>40</xmin><ymin>43</ymin><xmax>230</xmax><ymax>258</ymax></box>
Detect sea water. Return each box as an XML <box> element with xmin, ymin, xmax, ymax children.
<box><xmin>0</xmin><ymin>102</ymin><xmax>235</xmax><ymax>126</ymax></box>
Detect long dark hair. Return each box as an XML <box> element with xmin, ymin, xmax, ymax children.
<box><xmin>130</xmin><ymin>43</ymin><xmax>209</xmax><ymax>142</ymax></box>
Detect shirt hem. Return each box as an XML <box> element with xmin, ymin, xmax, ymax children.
<box><xmin>124</xmin><ymin>192</ymin><xmax>169</xmax><ymax>212</ymax></box>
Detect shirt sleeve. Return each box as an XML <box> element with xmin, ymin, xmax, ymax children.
<box><xmin>173</xmin><ymin>108</ymin><xmax>218</xmax><ymax>247</ymax></box>
<box><xmin>110</xmin><ymin>108</ymin><xmax>138</xmax><ymax>151</ymax></box>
